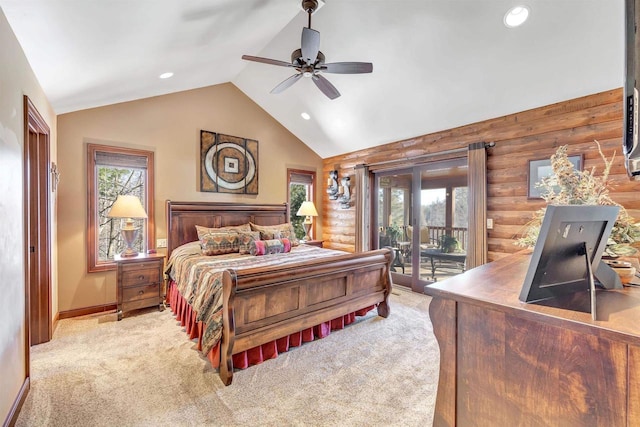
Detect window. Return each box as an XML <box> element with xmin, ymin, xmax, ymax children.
<box><xmin>453</xmin><ymin>186</ymin><xmax>468</xmax><ymax>228</ymax></box>
<box><xmin>422</xmin><ymin>188</ymin><xmax>447</xmax><ymax>227</ymax></box>
<box><xmin>87</xmin><ymin>143</ymin><xmax>155</xmax><ymax>272</ymax></box>
<box><xmin>287</xmin><ymin>169</ymin><xmax>316</xmax><ymax>239</ymax></box>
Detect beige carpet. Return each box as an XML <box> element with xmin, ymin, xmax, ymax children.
<box><xmin>16</xmin><ymin>287</ymin><xmax>439</xmax><ymax>426</ymax></box>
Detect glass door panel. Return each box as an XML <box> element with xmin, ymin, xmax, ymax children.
<box><xmin>418</xmin><ymin>158</ymin><xmax>468</xmax><ymax>285</ymax></box>
<box><xmin>375</xmin><ymin>172</ymin><xmax>413</xmax><ymax>287</ymax></box>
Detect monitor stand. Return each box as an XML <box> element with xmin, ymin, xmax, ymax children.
<box><xmin>582</xmin><ymin>242</ymin><xmax>597</xmax><ymax>321</ymax></box>
<box><xmin>594</xmin><ymin>261</ymin><xmax>623</xmax><ymax>290</ymax></box>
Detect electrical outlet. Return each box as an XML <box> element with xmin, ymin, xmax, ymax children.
<box><xmin>157</xmin><ymin>238</ymin><xmax>167</xmax><ymax>248</ymax></box>
<box><xmin>487</xmin><ymin>218</ymin><xmax>494</xmax><ymax>230</ymax></box>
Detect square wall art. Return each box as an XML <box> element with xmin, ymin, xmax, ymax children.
<box><xmin>200</xmin><ymin>130</ymin><xmax>258</xmax><ymax>194</ymax></box>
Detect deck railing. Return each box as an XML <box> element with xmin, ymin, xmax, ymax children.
<box><xmin>380</xmin><ymin>225</ymin><xmax>469</xmax><ymax>251</ymax></box>
<box><xmin>428</xmin><ymin>226</ymin><xmax>468</xmax><ymax>251</ymax></box>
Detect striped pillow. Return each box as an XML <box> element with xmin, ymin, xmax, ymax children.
<box><xmin>249</xmin><ymin>222</ymin><xmax>299</xmax><ymax>246</ymax></box>
<box><xmin>250</xmin><ymin>238</ymin><xmax>291</xmax><ymax>256</ymax></box>
<box><xmin>238</xmin><ymin>231</ymin><xmax>261</xmax><ymax>254</ymax></box>
<box><xmin>195</xmin><ymin>224</ymin><xmax>251</xmax><ymax>240</ymax></box>
<box><xmin>200</xmin><ymin>231</ymin><xmax>239</xmax><ymax>256</ymax></box>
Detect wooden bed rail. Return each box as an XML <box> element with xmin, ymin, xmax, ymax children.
<box><xmin>219</xmin><ymin>248</ymin><xmax>393</xmax><ymax>385</ymax></box>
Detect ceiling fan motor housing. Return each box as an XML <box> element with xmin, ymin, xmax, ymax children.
<box><xmin>291</xmin><ymin>48</ymin><xmax>324</xmax><ymax>67</ymax></box>
<box><xmin>302</xmin><ymin>0</ymin><xmax>319</xmax><ymax>14</ymax></box>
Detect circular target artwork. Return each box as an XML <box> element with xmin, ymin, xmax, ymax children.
<box><xmin>200</xmin><ymin>131</ymin><xmax>259</xmax><ymax>194</ymax></box>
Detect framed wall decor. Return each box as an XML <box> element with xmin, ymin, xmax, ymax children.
<box><xmin>527</xmin><ymin>154</ymin><xmax>583</xmax><ymax>199</ymax></box>
<box><xmin>200</xmin><ymin>130</ymin><xmax>258</xmax><ymax>194</ymax></box>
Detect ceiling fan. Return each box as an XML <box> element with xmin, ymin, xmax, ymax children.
<box><xmin>241</xmin><ymin>0</ymin><xmax>373</xmax><ymax>100</ymax></box>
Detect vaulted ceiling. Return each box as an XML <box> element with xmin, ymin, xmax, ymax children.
<box><xmin>0</xmin><ymin>0</ymin><xmax>624</xmax><ymax>158</ymax></box>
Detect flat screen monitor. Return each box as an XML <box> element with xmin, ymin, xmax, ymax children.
<box><xmin>624</xmin><ymin>0</ymin><xmax>640</xmax><ymax>178</ymax></box>
<box><xmin>519</xmin><ymin>205</ymin><xmax>620</xmax><ymax>304</ymax></box>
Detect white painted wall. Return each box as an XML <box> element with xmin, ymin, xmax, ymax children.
<box><xmin>0</xmin><ymin>7</ymin><xmax>56</xmax><ymax>423</ymax></box>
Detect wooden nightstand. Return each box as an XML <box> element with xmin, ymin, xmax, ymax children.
<box><xmin>302</xmin><ymin>240</ymin><xmax>323</xmax><ymax>248</ymax></box>
<box><xmin>115</xmin><ymin>252</ymin><xmax>165</xmax><ymax>321</ymax></box>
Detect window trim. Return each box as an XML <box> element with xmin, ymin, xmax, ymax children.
<box><xmin>86</xmin><ymin>143</ymin><xmax>155</xmax><ymax>273</ymax></box>
<box><xmin>287</xmin><ymin>168</ymin><xmax>316</xmax><ymax>238</ymax></box>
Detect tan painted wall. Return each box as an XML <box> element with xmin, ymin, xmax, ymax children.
<box><xmin>0</xmin><ymin>7</ymin><xmax>57</xmax><ymax>423</ymax></box>
<box><xmin>57</xmin><ymin>83</ymin><xmax>322</xmax><ymax>312</ymax></box>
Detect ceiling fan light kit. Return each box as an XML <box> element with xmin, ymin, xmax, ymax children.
<box><xmin>241</xmin><ymin>0</ymin><xmax>372</xmax><ymax>100</ymax></box>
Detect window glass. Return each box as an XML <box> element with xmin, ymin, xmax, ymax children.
<box><xmin>389</xmin><ymin>188</ymin><xmax>406</xmax><ymax>227</ymax></box>
<box><xmin>453</xmin><ymin>187</ymin><xmax>469</xmax><ymax>228</ymax></box>
<box><xmin>97</xmin><ymin>165</ymin><xmax>146</xmax><ymax>260</ymax></box>
<box><xmin>422</xmin><ymin>188</ymin><xmax>446</xmax><ymax>227</ymax></box>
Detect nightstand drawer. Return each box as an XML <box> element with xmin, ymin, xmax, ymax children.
<box><xmin>121</xmin><ymin>268</ymin><xmax>161</xmax><ymax>287</ymax></box>
<box><xmin>121</xmin><ymin>260</ymin><xmax>163</xmax><ymax>271</ymax></box>
<box><xmin>123</xmin><ymin>283</ymin><xmax>159</xmax><ymax>302</ymax></box>
<box><xmin>122</xmin><ymin>297</ymin><xmax>160</xmax><ymax>313</ymax></box>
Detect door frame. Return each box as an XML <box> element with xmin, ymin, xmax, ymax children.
<box><xmin>23</xmin><ymin>95</ymin><xmax>52</xmax><ymax>347</ymax></box>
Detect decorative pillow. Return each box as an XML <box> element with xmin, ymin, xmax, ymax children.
<box><xmin>200</xmin><ymin>231</ymin><xmax>239</xmax><ymax>256</ymax></box>
<box><xmin>250</xmin><ymin>238</ymin><xmax>291</xmax><ymax>256</ymax></box>
<box><xmin>238</xmin><ymin>231</ymin><xmax>261</xmax><ymax>254</ymax></box>
<box><xmin>195</xmin><ymin>224</ymin><xmax>251</xmax><ymax>240</ymax></box>
<box><xmin>250</xmin><ymin>222</ymin><xmax>299</xmax><ymax>246</ymax></box>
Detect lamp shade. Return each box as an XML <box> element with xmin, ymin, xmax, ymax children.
<box><xmin>296</xmin><ymin>201</ymin><xmax>318</xmax><ymax>217</ymax></box>
<box><xmin>107</xmin><ymin>195</ymin><xmax>148</xmax><ymax>219</ymax></box>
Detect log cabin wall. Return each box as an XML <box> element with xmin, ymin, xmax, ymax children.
<box><xmin>322</xmin><ymin>88</ymin><xmax>640</xmax><ymax>261</ymax></box>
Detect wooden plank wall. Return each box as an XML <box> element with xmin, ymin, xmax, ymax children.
<box><xmin>322</xmin><ymin>88</ymin><xmax>640</xmax><ymax>261</ymax></box>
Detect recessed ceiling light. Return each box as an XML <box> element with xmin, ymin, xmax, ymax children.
<box><xmin>301</xmin><ymin>112</ymin><xmax>311</xmax><ymax>120</ymax></box>
<box><xmin>159</xmin><ymin>72</ymin><xmax>174</xmax><ymax>79</ymax></box>
<box><xmin>504</xmin><ymin>5</ymin><xmax>529</xmax><ymax>28</ymax></box>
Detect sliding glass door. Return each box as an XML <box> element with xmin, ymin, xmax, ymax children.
<box><xmin>374</xmin><ymin>158</ymin><xmax>468</xmax><ymax>292</ymax></box>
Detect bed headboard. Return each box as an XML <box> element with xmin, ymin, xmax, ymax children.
<box><xmin>165</xmin><ymin>200</ymin><xmax>290</xmax><ymax>257</ymax></box>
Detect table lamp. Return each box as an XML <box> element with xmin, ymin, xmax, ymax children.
<box><xmin>296</xmin><ymin>201</ymin><xmax>318</xmax><ymax>241</ymax></box>
<box><xmin>107</xmin><ymin>195</ymin><xmax>148</xmax><ymax>257</ymax></box>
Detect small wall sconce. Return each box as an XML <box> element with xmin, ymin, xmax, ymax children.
<box><xmin>51</xmin><ymin>162</ymin><xmax>60</xmax><ymax>192</ymax></box>
<box><xmin>338</xmin><ymin>176</ymin><xmax>351</xmax><ymax>209</ymax></box>
<box><xmin>326</xmin><ymin>170</ymin><xmax>339</xmax><ymax>200</ymax></box>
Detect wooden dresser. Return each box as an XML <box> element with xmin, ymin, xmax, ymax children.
<box><xmin>424</xmin><ymin>252</ymin><xmax>640</xmax><ymax>427</ymax></box>
<box><xmin>115</xmin><ymin>253</ymin><xmax>165</xmax><ymax>321</ymax></box>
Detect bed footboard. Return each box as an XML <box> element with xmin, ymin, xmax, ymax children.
<box><xmin>219</xmin><ymin>248</ymin><xmax>392</xmax><ymax>385</ymax></box>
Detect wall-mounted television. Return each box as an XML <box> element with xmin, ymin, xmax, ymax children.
<box><xmin>624</xmin><ymin>0</ymin><xmax>640</xmax><ymax>179</ymax></box>
<box><xmin>519</xmin><ymin>205</ymin><xmax>620</xmax><ymax>320</ymax></box>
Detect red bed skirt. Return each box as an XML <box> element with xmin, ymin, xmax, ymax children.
<box><xmin>166</xmin><ymin>281</ymin><xmax>374</xmax><ymax>370</ymax></box>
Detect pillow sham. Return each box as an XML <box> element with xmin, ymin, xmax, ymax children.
<box><xmin>200</xmin><ymin>231</ymin><xmax>239</xmax><ymax>256</ymax></box>
<box><xmin>238</xmin><ymin>231</ymin><xmax>261</xmax><ymax>254</ymax></box>
<box><xmin>249</xmin><ymin>222</ymin><xmax>299</xmax><ymax>246</ymax></box>
<box><xmin>250</xmin><ymin>238</ymin><xmax>291</xmax><ymax>256</ymax></box>
<box><xmin>195</xmin><ymin>223</ymin><xmax>251</xmax><ymax>240</ymax></box>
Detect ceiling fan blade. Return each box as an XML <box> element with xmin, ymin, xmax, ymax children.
<box><xmin>301</xmin><ymin>27</ymin><xmax>320</xmax><ymax>65</ymax></box>
<box><xmin>312</xmin><ymin>74</ymin><xmax>340</xmax><ymax>100</ymax></box>
<box><xmin>242</xmin><ymin>55</ymin><xmax>293</xmax><ymax>68</ymax></box>
<box><xmin>322</xmin><ymin>62</ymin><xmax>373</xmax><ymax>74</ymax></box>
<box><xmin>270</xmin><ymin>74</ymin><xmax>303</xmax><ymax>94</ymax></box>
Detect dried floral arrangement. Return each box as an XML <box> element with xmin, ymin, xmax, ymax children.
<box><xmin>516</xmin><ymin>141</ymin><xmax>640</xmax><ymax>257</ymax></box>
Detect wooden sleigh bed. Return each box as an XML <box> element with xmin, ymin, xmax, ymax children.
<box><xmin>165</xmin><ymin>200</ymin><xmax>392</xmax><ymax>385</ymax></box>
